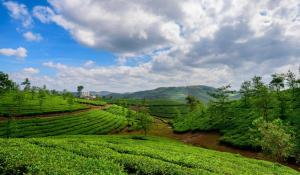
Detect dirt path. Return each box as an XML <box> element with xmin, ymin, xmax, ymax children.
<box><xmin>120</xmin><ymin>118</ymin><xmax>300</xmax><ymax>171</ymax></box>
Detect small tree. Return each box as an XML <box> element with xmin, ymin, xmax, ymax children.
<box><xmin>185</xmin><ymin>95</ymin><xmax>204</xmax><ymax>111</ymax></box>
<box><xmin>136</xmin><ymin>106</ymin><xmax>153</xmax><ymax>136</ymax></box>
<box><xmin>253</xmin><ymin>118</ymin><xmax>295</xmax><ymax>162</ymax></box>
<box><xmin>21</xmin><ymin>78</ymin><xmax>31</xmax><ymax>91</ymax></box>
<box><xmin>0</xmin><ymin>71</ymin><xmax>14</xmax><ymax>95</ymax></box>
<box><xmin>77</xmin><ymin>85</ymin><xmax>84</xmax><ymax>97</ymax></box>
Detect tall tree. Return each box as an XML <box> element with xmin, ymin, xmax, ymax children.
<box><xmin>270</xmin><ymin>73</ymin><xmax>287</xmax><ymax>119</ymax></box>
<box><xmin>251</xmin><ymin>77</ymin><xmax>272</xmax><ymax>121</ymax></box>
<box><xmin>286</xmin><ymin>70</ymin><xmax>297</xmax><ymax>98</ymax></box>
<box><xmin>270</xmin><ymin>73</ymin><xmax>285</xmax><ymax>97</ymax></box>
<box><xmin>77</xmin><ymin>85</ymin><xmax>84</xmax><ymax>97</ymax></box>
<box><xmin>21</xmin><ymin>78</ymin><xmax>31</xmax><ymax>91</ymax></box>
<box><xmin>208</xmin><ymin>84</ymin><xmax>233</xmax><ymax>124</ymax></box>
<box><xmin>240</xmin><ymin>81</ymin><xmax>252</xmax><ymax>107</ymax></box>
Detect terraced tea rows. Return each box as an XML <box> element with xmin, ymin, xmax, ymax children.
<box><xmin>0</xmin><ymin>92</ymin><xmax>87</xmax><ymax>116</ymax></box>
<box><xmin>0</xmin><ymin>135</ymin><xmax>298</xmax><ymax>175</ymax></box>
<box><xmin>75</xmin><ymin>98</ymin><xmax>107</xmax><ymax>106</ymax></box>
<box><xmin>0</xmin><ymin>110</ymin><xmax>127</xmax><ymax>137</ymax></box>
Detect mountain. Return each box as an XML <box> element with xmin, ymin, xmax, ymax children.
<box><xmin>103</xmin><ymin>85</ymin><xmax>222</xmax><ymax>103</ymax></box>
<box><xmin>90</xmin><ymin>91</ymin><xmax>114</xmax><ymax>97</ymax></box>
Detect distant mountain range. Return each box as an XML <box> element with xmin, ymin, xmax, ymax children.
<box><xmin>98</xmin><ymin>85</ymin><xmax>238</xmax><ymax>103</ymax></box>
<box><xmin>90</xmin><ymin>91</ymin><xmax>113</xmax><ymax>97</ymax></box>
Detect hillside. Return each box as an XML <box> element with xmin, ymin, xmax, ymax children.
<box><xmin>0</xmin><ymin>91</ymin><xmax>87</xmax><ymax>116</ymax></box>
<box><xmin>0</xmin><ymin>109</ymin><xmax>126</xmax><ymax>137</ymax></box>
<box><xmin>104</xmin><ymin>85</ymin><xmax>218</xmax><ymax>103</ymax></box>
<box><xmin>0</xmin><ymin>135</ymin><xmax>298</xmax><ymax>175</ymax></box>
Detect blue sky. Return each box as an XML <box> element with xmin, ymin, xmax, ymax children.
<box><xmin>0</xmin><ymin>0</ymin><xmax>299</xmax><ymax>92</ymax></box>
<box><xmin>0</xmin><ymin>0</ymin><xmax>116</xmax><ymax>74</ymax></box>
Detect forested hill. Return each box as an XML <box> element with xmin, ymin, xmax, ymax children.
<box><xmin>103</xmin><ymin>85</ymin><xmax>237</xmax><ymax>103</ymax></box>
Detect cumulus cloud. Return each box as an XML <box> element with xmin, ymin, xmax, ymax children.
<box><xmin>23</xmin><ymin>67</ymin><xmax>39</xmax><ymax>74</ymax></box>
<box><xmin>32</xmin><ymin>6</ymin><xmax>55</xmax><ymax>23</ymax></box>
<box><xmin>0</xmin><ymin>47</ymin><xmax>27</xmax><ymax>58</ymax></box>
<box><xmin>24</xmin><ymin>0</ymin><xmax>300</xmax><ymax>91</ymax></box>
<box><xmin>3</xmin><ymin>1</ymin><xmax>33</xmax><ymax>28</ymax></box>
<box><xmin>23</xmin><ymin>31</ymin><xmax>43</xmax><ymax>41</ymax></box>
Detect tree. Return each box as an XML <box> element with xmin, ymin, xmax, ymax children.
<box><xmin>286</xmin><ymin>70</ymin><xmax>297</xmax><ymax>99</ymax></box>
<box><xmin>208</xmin><ymin>85</ymin><xmax>233</xmax><ymax>124</ymax></box>
<box><xmin>270</xmin><ymin>73</ymin><xmax>287</xmax><ymax>119</ymax></box>
<box><xmin>136</xmin><ymin>106</ymin><xmax>153</xmax><ymax>136</ymax></box>
<box><xmin>185</xmin><ymin>95</ymin><xmax>204</xmax><ymax>111</ymax></box>
<box><xmin>77</xmin><ymin>85</ymin><xmax>84</xmax><ymax>97</ymax></box>
<box><xmin>0</xmin><ymin>71</ymin><xmax>14</xmax><ymax>94</ymax></box>
<box><xmin>253</xmin><ymin>118</ymin><xmax>295</xmax><ymax>162</ymax></box>
<box><xmin>251</xmin><ymin>76</ymin><xmax>273</xmax><ymax>121</ymax></box>
<box><xmin>21</xmin><ymin>78</ymin><xmax>31</xmax><ymax>91</ymax></box>
<box><xmin>240</xmin><ymin>81</ymin><xmax>252</xmax><ymax>106</ymax></box>
<box><xmin>270</xmin><ymin>73</ymin><xmax>285</xmax><ymax>96</ymax></box>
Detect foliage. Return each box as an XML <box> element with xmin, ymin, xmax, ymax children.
<box><xmin>21</xmin><ymin>78</ymin><xmax>31</xmax><ymax>91</ymax></box>
<box><xmin>77</xmin><ymin>85</ymin><xmax>84</xmax><ymax>97</ymax></box>
<box><xmin>173</xmin><ymin>68</ymin><xmax>300</xmax><ymax>162</ymax></box>
<box><xmin>253</xmin><ymin>118</ymin><xmax>295</xmax><ymax>161</ymax></box>
<box><xmin>0</xmin><ymin>71</ymin><xmax>15</xmax><ymax>94</ymax></box>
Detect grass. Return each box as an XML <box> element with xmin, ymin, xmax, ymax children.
<box><xmin>0</xmin><ymin>135</ymin><xmax>298</xmax><ymax>175</ymax></box>
<box><xmin>0</xmin><ymin>109</ymin><xmax>127</xmax><ymax>138</ymax></box>
<box><xmin>0</xmin><ymin>92</ymin><xmax>87</xmax><ymax>116</ymax></box>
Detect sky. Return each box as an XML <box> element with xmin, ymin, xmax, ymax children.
<box><xmin>0</xmin><ymin>0</ymin><xmax>299</xmax><ymax>92</ymax></box>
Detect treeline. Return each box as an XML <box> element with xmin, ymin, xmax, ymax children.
<box><xmin>174</xmin><ymin>68</ymin><xmax>300</xmax><ymax>163</ymax></box>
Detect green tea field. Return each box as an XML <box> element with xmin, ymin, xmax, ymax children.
<box><xmin>0</xmin><ymin>135</ymin><xmax>298</xmax><ymax>175</ymax></box>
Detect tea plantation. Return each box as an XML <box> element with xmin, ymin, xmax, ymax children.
<box><xmin>0</xmin><ymin>92</ymin><xmax>87</xmax><ymax>116</ymax></box>
<box><xmin>0</xmin><ymin>109</ymin><xmax>127</xmax><ymax>138</ymax></box>
<box><xmin>0</xmin><ymin>135</ymin><xmax>298</xmax><ymax>175</ymax></box>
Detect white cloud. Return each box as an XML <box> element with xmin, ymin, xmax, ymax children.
<box><xmin>0</xmin><ymin>47</ymin><xmax>27</xmax><ymax>58</ymax></box>
<box><xmin>23</xmin><ymin>0</ymin><xmax>300</xmax><ymax>91</ymax></box>
<box><xmin>83</xmin><ymin>60</ymin><xmax>95</xmax><ymax>67</ymax></box>
<box><xmin>32</xmin><ymin>6</ymin><xmax>55</xmax><ymax>23</ymax></box>
<box><xmin>3</xmin><ymin>1</ymin><xmax>33</xmax><ymax>28</ymax></box>
<box><xmin>23</xmin><ymin>67</ymin><xmax>39</xmax><ymax>74</ymax></box>
<box><xmin>23</xmin><ymin>31</ymin><xmax>43</xmax><ymax>42</ymax></box>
